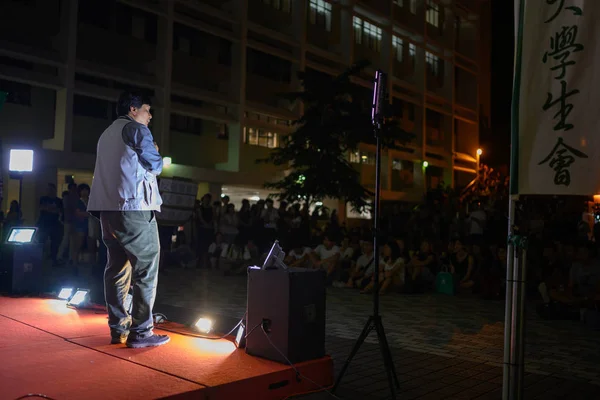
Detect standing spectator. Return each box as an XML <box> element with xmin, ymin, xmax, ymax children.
<box><xmin>57</xmin><ymin>182</ymin><xmax>79</xmax><ymax>263</ymax></box>
<box><xmin>37</xmin><ymin>183</ymin><xmax>63</xmax><ymax>264</ymax></box>
<box><xmin>195</xmin><ymin>194</ymin><xmax>214</xmax><ymax>268</ymax></box>
<box><xmin>220</xmin><ymin>203</ymin><xmax>239</xmax><ymax>244</ymax></box>
<box><xmin>3</xmin><ymin>200</ymin><xmax>22</xmax><ymax>239</ymax></box>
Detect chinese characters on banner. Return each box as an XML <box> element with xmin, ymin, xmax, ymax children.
<box><xmin>516</xmin><ymin>0</ymin><xmax>600</xmax><ymax>195</ymax></box>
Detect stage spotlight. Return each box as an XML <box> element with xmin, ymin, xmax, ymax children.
<box><xmin>235</xmin><ymin>323</ymin><xmax>246</xmax><ymax>349</ymax></box>
<box><xmin>57</xmin><ymin>288</ymin><xmax>74</xmax><ymax>300</ymax></box>
<box><xmin>194</xmin><ymin>317</ymin><xmax>213</xmax><ymax>333</ymax></box>
<box><xmin>67</xmin><ymin>289</ymin><xmax>90</xmax><ymax>308</ymax></box>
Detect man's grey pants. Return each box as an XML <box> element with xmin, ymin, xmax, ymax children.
<box><xmin>100</xmin><ymin>211</ymin><xmax>160</xmax><ymax>340</ymax></box>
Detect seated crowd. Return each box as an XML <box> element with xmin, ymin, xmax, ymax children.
<box><xmin>175</xmin><ymin>195</ymin><xmax>600</xmax><ymax>328</ymax></box>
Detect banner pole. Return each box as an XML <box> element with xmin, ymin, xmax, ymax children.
<box><xmin>504</xmin><ymin>0</ymin><xmax>526</xmax><ymax>396</ymax></box>
<box><xmin>502</xmin><ymin>196</ymin><xmax>516</xmax><ymax>400</ymax></box>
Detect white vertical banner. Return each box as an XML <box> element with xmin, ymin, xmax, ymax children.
<box><xmin>516</xmin><ymin>0</ymin><xmax>600</xmax><ymax>195</ymax></box>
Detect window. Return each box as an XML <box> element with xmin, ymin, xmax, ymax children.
<box><xmin>360</xmin><ymin>152</ymin><xmax>376</xmax><ymax>165</ymax></box>
<box><xmin>246</xmin><ymin>49</ymin><xmax>292</xmax><ymax>83</ymax></box>
<box><xmin>243</xmin><ymin>127</ymin><xmax>279</xmax><ymax>148</ymax></box>
<box><xmin>407</xmin><ymin>103</ymin><xmax>415</xmax><ymax>121</ymax></box>
<box><xmin>131</xmin><ymin>15</ymin><xmax>145</xmax><ymax>40</ymax></box>
<box><xmin>408</xmin><ymin>43</ymin><xmax>416</xmax><ymax>67</ymax></box>
<box><xmin>349</xmin><ymin>151</ymin><xmax>375</xmax><ymax>165</ymax></box>
<box><xmin>391</xmin><ymin>98</ymin><xmax>404</xmax><ymax>119</ymax></box>
<box><xmin>392</xmin><ymin>36</ymin><xmax>403</xmax><ymax>63</ymax></box>
<box><xmin>391</xmin><ymin>159</ymin><xmax>414</xmax><ymax>190</ymax></box>
<box><xmin>218</xmin><ymin>38</ymin><xmax>232</xmax><ymax>65</ymax></box>
<box><xmin>409</xmin><ymin>0</ymin><xmax>417</xmax><ymax>14</ymax></box>
<box><xmin>73</xmin><ymin>95</ymin><xmax>109</xmax><ymax>119</ymax></box>
<box><xmin>262</xmin><ymin>0</ymin><xmax>291</xmax><ymax>13</ymax></box>
<box><xmin>170</xmin><ymin>113</ymin><xmax>203</xmax><ymax>135</ymax></box>
<box><xmin>393</xmin><ymin>0</ymin><xmax>416</xmax><ymax>14</ymax></box>
<box><xmin>454</xmin><ymin>16</ymin><xmax>461</xmax><ymax>45</ymax></box>
<box><xmin>217</xmin><ymin>124</ymin><xmax>229</xmax><ymax>140</ymax></box>
<box><xmin>0</xmin><ymin>79</ymin><xmax>31</xmax><ymax>106</ymax></box>
<box><xmin>309</xmin><ymin>0</ymin><xmax>332</xmax><ymax>31</ymax></box>
<box><xmin>353</xmin><ymin>16</ymin><xmax>362</xmax><ymax>45</ymax></box>
<box><xmin>426</xmin><ymin>52</ymin><xmax>440</xmax><ymax>76</ymax></box>
<box><xmin>176</xmin><ymin>36</ymin><xmax>191</xmax><ymax>54</ymax></box>
<box><xmin>426</xmin><ymin>0</ymin><xmax>440</xmax><ymax>28</ymax></box>
<box><xmin>353</xmin><ymin>17</ymin><xmax>382</xmax><ymax>52</ymax></box>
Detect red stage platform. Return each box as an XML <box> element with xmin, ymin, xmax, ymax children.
<box><xmin>0</xmin><ymin>297</ymin><xmax>333</xmax><ymax>400</ymax></box>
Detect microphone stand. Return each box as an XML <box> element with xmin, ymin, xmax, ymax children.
<box><xmin>332</xmin><ymin>70</ymin><xmax>400</xmax><ymax>399</ymax></box>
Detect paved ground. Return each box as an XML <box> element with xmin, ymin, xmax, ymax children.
<box><xmin>47</xmin><ymin>265</ymin><xmax>600</xmax><ymax>399</ymax></box>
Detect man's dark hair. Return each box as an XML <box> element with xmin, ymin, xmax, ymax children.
<box><xmin>116</xmin><ymin>91</ymin><xmax>152</xmax><ymax>117</ymax></box>
<box><xmin>78</xmin><ymin>183</ymin><xmax>90</xmax><ymax>193</ymax></box>
<box><xmin>68</xmin><ymin>182</ymin><xmax>77</xmax><ymax>190</ymax></box>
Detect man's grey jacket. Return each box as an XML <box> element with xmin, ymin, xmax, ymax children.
<box><xmin>88</xmin><ymin>116</ymin><xmax>163</xmax><ymax>213</ymax></box>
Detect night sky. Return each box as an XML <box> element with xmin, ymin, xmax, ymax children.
<box><xmin>484</xmin><ymin>0</ymin><xmax>514</xmax><ymax>171</ymax></box>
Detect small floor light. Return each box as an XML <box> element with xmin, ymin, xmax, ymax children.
<box><xmin>194</xmin><ymin>317</ymin><xmax>213</xmax><ymax>334</ymax></box>
<box><xmin>235</xmin><ymin>322</ymin><xmax>246</xmax><ymax>349</ymax></box>
<box><xmin>57</xmin><ymin>288</ymin><xmax>73</xmax><ymax>300</ymax></box>
<box><xmin>67</xmin><ymin>289</ymin><xmax>90</xmax><ymax>308</ymax></box>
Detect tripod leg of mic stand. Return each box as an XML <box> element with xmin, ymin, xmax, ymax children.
<box><xmin>374</xmin><ymin>316</ymin><xmax>399</xmax><ymax>399</ymax></box>
<box><xmin>375</xmin><ymin>316</ymin><xmax>399</xmax><ymax>387</ymax></box>
<box><xmin>332</xmin><ymin>316</ymin><xmax>374</xmax><ymax>393</ymax></box>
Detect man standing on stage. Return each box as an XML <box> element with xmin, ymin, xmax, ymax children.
<box><xmin>88</xmin><ymin>91</ymin><xmax>169</xmax><ymax>348</ymax></box>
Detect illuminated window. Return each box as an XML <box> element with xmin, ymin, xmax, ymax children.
<box><xmin>349</xmin><ymin>151</ymin><xmax>375</xmax><ymax>165</ymax></box>
<box><xmin>426</xmin><ymin>52</ymin><xmax>440</xmax><ymax>76</ymax></box>
<box><xmin>409</xmin><ymin>43</ymin><xmax>416</xmax><ymax>57</ymax></box>
<box><xmin>426</xmin><ymin>0</ymin><xmax>440</xmax><ymax>28</ymax></box>
<box><xmin>353</xmin><ymin>17</ymin><xmax>382</xmax><ymax>52</ymax></box>
<box><xmin>408</xmin><ymin>43</ymin><xmax>416</xmax><ymax>67</ymax></box>
<box><xmin>392</xmin><ymin>36</ymin><xmax>403</xmax><ymax>62</ymax></box>
<box><xmin>353</xmin><ymin>16</ymin><xmax>363</xmax><ymax>44</ymax></box>
<box><xmin>309</xmin><ymin>0</ymin><xmax>332</xmax><ymax>31</ymax></box>
<box><xmin>243</xmin><ymin>127</ymin><xmax>279</xmax><ymax>148</ymax></box>
<box><xmin>393</xmin><ymin>0</ymin><xmax>416</xmax><ymax>14</ymax></box>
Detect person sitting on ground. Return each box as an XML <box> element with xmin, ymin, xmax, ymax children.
<box><xmin>450</xmin><ymin>239</ymin><xmax>476</xmax><ymax>292</ymax></box>
<box><xmin>285</xmin><ymin>242</ymin><xmax>312</xmax><ymax>268</ymax></box>
<box><xmin>361</xmin><ymin>241</ymin><xmax>405</xmax><ymax>295</ymax></box>
<box><xmin>222</xmin><ymin>236</ymin><xmax>252</xmax><ymax>275</ymax></box>
<box><xmin>550</xmin><ymin>241</ymin><xmax>600</xmax><ymax>309</ymax></box>
<box><xmin>537</xmin><ymin>242</ymin><xmax>568</xmax><ymax>305</ymax></box>
<box><xmin>405</xmin><ymin>238</ymin><xmax>437</xmax><ymax>293</ymax></box>
<box><xmin>207</xmin><ymin>232</ymin><xmax>227</xmax><ymax>270</ymax></box>
<box><xmin>170</xmin><ymin>231</ymin><xmax>196</xmax><ymax>268</ymax></box>
<box><xmin>343</xmin><ymin>240</ymin><xmax>375</xmax><ymax>289</ymax></box>
<box><xmin>480</xmin><ymin>244</ymin><xmax>506</xmax><ymax>299</ymax></box>
<box><xmin>309</xmin><ymin>234</ymin><xmax>341</xmax><ymax>282</ymax></box>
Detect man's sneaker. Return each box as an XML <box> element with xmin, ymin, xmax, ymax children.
<box><xmin>110</xmin><ymin>334</ymin><xmax>128</xmax><ymax>345</ymax></box>
<box><xmin>126</xmin><ymin>334</ymin><xmax>170</xmax><ymax>349</ymax></box>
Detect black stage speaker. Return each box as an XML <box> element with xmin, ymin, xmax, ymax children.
<box><xmin>0</xmin><ymin>242</ymin><xmax>44</xmax><ymax>294</ymax></box>
<box><xmin>246</xmin><ymin>268</ymin><xmax>326</xmax><ymax>364</ymax></box>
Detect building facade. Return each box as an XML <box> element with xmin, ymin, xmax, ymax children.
<box><xmin>0</xmin><ymin>0</ymin><xmax>490</xmax><ymax>223</ymax></box>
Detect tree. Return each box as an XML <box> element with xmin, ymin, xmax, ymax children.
<box><xmin>259</xmin><ymin>61</ymin><xmax>413</xmax><ymax>212</ymax></box>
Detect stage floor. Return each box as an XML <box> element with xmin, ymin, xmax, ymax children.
<box><xmin>0</xmin><ymin>297</ymin><xmax>333</xmax><ymax>400</ymax></box>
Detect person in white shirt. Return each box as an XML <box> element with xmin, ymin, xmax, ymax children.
<box><xmin>361</xmin><ymin>241</ymin><xmax>405</xmax><ymax>294</ymax></box>
<box><xmin>221</xmin><ymin>236</ymin><xmax>252</xmax><ymax>274</ymax></box>
<box><xmin>468</xmin><ymin>202</ymin><xmax>487</xmax><ymax>239</ymax></box>
<box><xmin>285</xmin><ymin>243</ymin><xmax>312</xmax><ymax>268</ymax></box>
<box><xmin>208</xmin><ymin>232</ymin><xmax>228</xmax><ymax>270</ymax></box>
<box><xmin>339</xmin><ymin>237</ymin><xmax>355</xmax><ymax>261</ymax></box>
<box><xmin>261</xmin><ymin>198</ymin><xmax>279</xmax><ymax>249</ymax></box>
<box><xmin>343</xmin><ymin>240</ymin><xmax>375</xmax><ymax>289</ymax></box>
<box><xmin>310</xmin><ymin>235</ymin><xmax>341</xmax><ymax>280</ymax></box>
